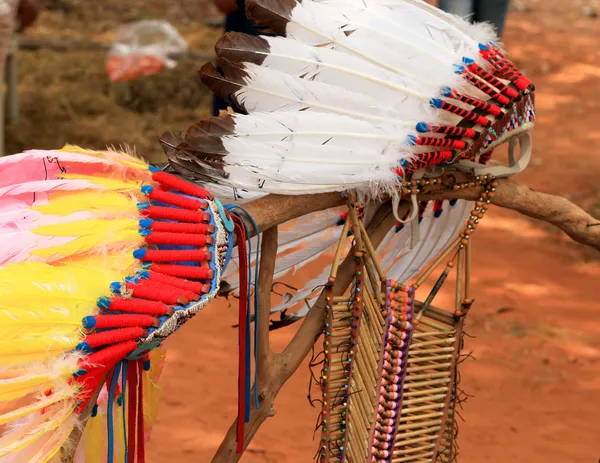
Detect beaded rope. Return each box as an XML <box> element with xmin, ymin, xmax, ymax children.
<box><xmin>370</xmin><ymin>281</ymin><xmax>414</xmax><ymax>462</ymax></box>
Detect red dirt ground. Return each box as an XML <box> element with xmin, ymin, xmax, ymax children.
<box><xmin>7</xmin><ymin>0</ymin><xmax>600</xmax><ymax>461</ymax></box>
<box><xmin>145</xmin><ymin>3</ymin><xmax>600</xmax><ymax>462</ymax></box>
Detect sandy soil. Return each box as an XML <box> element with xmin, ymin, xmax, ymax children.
<box><xmin>7</xmin><ymin>0</ymin><xmax>600</xmax><ymax>461</ymax></box>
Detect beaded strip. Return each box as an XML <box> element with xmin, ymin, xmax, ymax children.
<box><xmin>370</xmin><ymin>281</ymin><xmax>414</xmax><ymax>462</ymax></box>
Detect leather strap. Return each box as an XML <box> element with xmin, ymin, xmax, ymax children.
<box><xmin>455</xmin><ymin>131</ymin><xmax>532</xmax><ymax>178</ymax></box>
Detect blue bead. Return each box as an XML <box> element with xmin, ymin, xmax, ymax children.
<box><xmin>76</xmin><ymin>342</ymin><xmax>91</xmax><ymax>352</ymax></box>
<box><xmin>415</xmin><ymin>122</ymin><xmax>429</xmax><ymax>133</ymax></box>
<box><xmin>453</xmin><ymin>64</ymin><xmax>465</xmax><ymax>74</ymax></box>
<box><xmin>97</xmin><ymin>296</ymin><xmax>111</xmax><ymax>309</ymax></box>
<box><xmin>138</xmin><ymin>270</ymin><xmax>150</xmax><ymax>279</ymax></box>
<box><xmin>406</xmin><ymin>134</ymin><xmax>417</xmax><ymax>146</ymax></box>
<box><xmin>73</xmin><ymin>368</ymin><xmax>87</xmax><ymax>377</ymax></box>
<box><xmin>143</xmin><ymin>359</ymin><xmax>151</xmax><ymax>371</ymax></box>
<box><xmin>149</xmin><ymin>165</ymin><xmax>160</xmax><ymax>172</ymax></box>
<box><xmin>109</xmin><ymin>282</ymin><xmax>121</xmax><ymax>293</ymax></box>
<box><xmin>430</xmin><ymin>98</ymin><xmax>443</xmax><ymax>109</ymax></box>
<box><xmin>133</xmin><ymin>248</ymin><xmax>147</xmax><ymax>259</ymax></box>
<box><xmin>82</xmin><ymin>316</ymin><xmax>96</xmax><ymax>329</ymax></box>
<box><xmin>462</xmin><ymin>56</ymin><xmax>474</xmax><ymax>65</ymax></box>
<box><xmin>479</xmin><ymin>42</ymin><xmax>490</xmax><ymax>50</ymax></box>
<box><xmin>139</xmin><ymin>219</ymin><xmax>153</xmax><ymax>228</ymax></box>
<box><xmin>91</xmin><ymin>404</ymin><xmax>99</xmax><ymax>417</ymax></box>
<box><xmin>440</xmin><ymin>86</ymin><xmax>452</xmax><ymax>97</ymax></box>
<box><xmin>137</xmin><ymin>202</ymin><xmax>150</xmax><ymax>210</ymax></box>
<box><xmin>139</xmin><ymin>229</ymin><xmax>152</xmax><ymax>237</ymax></box>
<box><xmin>141</xmin><ymin>185</ymin><xmax>154</xmax><ymax>194</ymax></box>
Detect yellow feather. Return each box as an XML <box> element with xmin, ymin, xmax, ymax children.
<box><xmin>83</xmin><ymin>411</ymin><xmax>106</xmax><ymax>463</ymax></box>
<box><xmin>32</xmin><ymin>190</ymin><xmax>140</xmax><ymax>218</ymax></box>
<box><xmin>0</xmin><ymin>402</ymin><xmax>74</xmax><ymax>457</ymax></box>
<box><xmin>0</xmin><ymin>335</ymin><xmax>79</xmax><ymax>364</ymax></box>
<box><xmin>34</xmin><ymin>416</ymin><xmax>77</xmax><ymax>463</ymax></box>
<box><xmin>0</xmin><ymin>262</ymin><xmax>123</xmax><ymax>313</ymax></box>
<box><xmin>60</xmin><ymin>173</ymin><xmax>143</xmax><ymax>191</ymax></box>
<box><xmin>0</xmin><ymin>375</ymin><xmax>55</xmax><ymax>402</ymax></box>
<box><xmin>0</xmin><ymin>386</ymin><xmax>76</xmax><ymax>426</ymax></box>
<box><xmin>30</xmin><ymin>218</ymin><xmax>141</xmax><ymax>259</ymax></box>
<box><xmin>142</xmin><ymin>346</ymin><xmax>166</xmax><ymax>432</ymax></box>
<box><xmin>59</xmin><ymin>144</ymin><xmax>149</xmax><ymax>171</ymax></box>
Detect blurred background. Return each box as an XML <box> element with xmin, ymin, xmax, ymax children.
<box><xmin>2</xmin><ymin>0</ymin><xmax>600</xmax><ymax>461</ymax></box>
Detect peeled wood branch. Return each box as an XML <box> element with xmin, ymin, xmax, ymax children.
<box><xmin>419</xmin><ymin>177</ymin><xmax>600</xmax><ymax>252</ymax></box>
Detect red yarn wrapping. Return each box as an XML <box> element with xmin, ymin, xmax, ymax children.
<box><xmin>104</xmin><ymin>298</ymin><xmax>171</xmax><ymax>316</ymax></box>
<box><xmin>479</xmin><ymin>47</ymin><xmax>533</xmax><ymax>91</ymax></box>
<box><xmin>414</xmin><ymin>136</ymin><xmax>466</xmax><ymax>150</ymax></box>
<box><xmin>440</xmin><ymin>100</ymin><xmax>491</xmax><ymax>127</ymax></box>
<box><xmin>466</xmin><ymin>62</ymin><xmax>519</xmax><ymax>99</ymax></box>
<box><xmin>127</xmin><ymin>362</ymin><xmax>138</xmax><ymax>463</ymax></box>
<box><xmin>425</xmin><ymin>124</ymin><xmax>477</xmax><ymax>138</ymax></box>
<box><xmin>91</xmin><ymin>314</ymin><xmax>156</xmax><ymax>330</ymax></box>
<box><xmin>147</xmin><ymin>271</ymin><xmax>208</xmax><ymax>294</ymax></box>
<box><xmin>139</xmin><ymin>249</ymin><xmax>212</xmax><ymax>263</ymax></box>
<box><xmin>124</xmin><ymin>282</ymin><xmax>189</xmax><ymax>306</ymax></box>
<box><xmin>73</xmin><ymin>368</ymin><xmax>107</xmax><ymax>413</ymax></box>
<box><xmin>462</xmin><ymin>72</ymin><xmax>511</xmax><ymax>106</ymax></box>
<box><xmin>147</xmin><ymin>188</ymin><xmax>207</xmax><ymax>211</ymax></box>
<box><xmin>396</xmin><ymin>150</ymin><xmax>453</xmax><ymax>176</ymax></box>
<box><xmin>447</xmin><ymin>89</ymin><xmax>504</xmax><ymax>116</ymax></box>
<box><xmin>151</xmin><ymin>171</ymin><xmax>213</xmax><ymax>200</ymax></box>
<box><xmin>143</xmin><ymin>206</ymin><xmax>210</xmax><ymax>224</ymax></box>
<box><xmin>137</xmin><ymin>278</ymin><xmax>199</xmax><ymax>302</ymax></box>
<box><xmin>150</xmin><ymin>264</ymin><xmax>214</xmax><ymax>280</ymax></box>
<box><xmin>78</xmin><ymin>340</ymin><xmax>138</xmax><ymax>370</ymax></box>
<box><xmin>148</xmin><ymin>221</ymin><xmax>214</xmax><ymax>234</ymax></box>
<box><xmin>144</xmin><ymin>231</ymin><xmax>213</xmax><ymax>247</ymax></box>
<box><xmin>233</xmin><ymin>216</ymin><xmax>249</xmax><ymax>454</ymax></box>
<box><xmin>479</xmin><ymin>150</ymin><xmax>493</xmax><ymax>165</ymax></box>
<box><xmin>82</xmin><ymin>327</ymin><xmax>145</xmax><ymax>349</ymax></box>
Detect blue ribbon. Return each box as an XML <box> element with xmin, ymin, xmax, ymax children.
<box><xmin>225</xmin><ymin>205</ymin><xmax>262</xmax><ymax>413</ymax></box>
<box><xmin>107</xmin><ymin>363</ymin><xmax>122</xmax><ymax>463</ymax></box>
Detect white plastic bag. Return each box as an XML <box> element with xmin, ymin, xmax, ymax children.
<box><xmin>105</xmin><ymin>19</ymin><xmax>188</xmax><ymax>82</ymax></box>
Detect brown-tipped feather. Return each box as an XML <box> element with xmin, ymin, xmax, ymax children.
<box><xmin>186</xmin><ymin>115</ymin><xmax>236</xmax><ymax>139</ymax></box>
<box><xmin>198</xmin><ymin>61</ymin><xmax>250</xmax><ymax>112</ymax></box>
<box><xmin>246</xmin><ymin>0</ymin><xmax>297</xmax><ymax>36</ymax></box>
<box><xmin>215</xmin><ymin>32</ymin><xmax>271</xmax><ymax>66</ymax></box>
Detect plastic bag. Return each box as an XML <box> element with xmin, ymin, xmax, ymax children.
<box><xmin>105</xmin><ymin>19</ymin><xmax>188</xmax><ymax>82</ymax></box>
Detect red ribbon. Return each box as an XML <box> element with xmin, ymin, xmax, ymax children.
<box><xmin>232</xmin><ymin>215</ymin><xmax>249</xmax><ymax>454</ymax></box>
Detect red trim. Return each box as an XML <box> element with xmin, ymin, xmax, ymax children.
<box><xmin>148</xmin><ymin>221</ymin><xmax>214</xmax><ymax>234</ymax></box>
<box><xmin>127</xmin><ymin>361</ymin><xmax>138</xmax><ymax>463</ymax></box>
<box><xmin>137</xmin><ymin>360</ymin><xmax>146</xmax><ymax>463</ymax></box>
<box><xmin>146</xmin><ymin>271</ymin><xmax>209</xmax><ymax>294</ymax></box>
<box><xmin>90</xmin><ymin>314</ymin><xmax>157</xmax><ymax>330</ymax></box>
<box><xmin>150</xmin><ymin>264</ymin><xmax>214</xmax><ymax>280</ymax></box>
<box><xmin>147</xmin><ymin>188</ymin><xmax>207</xmax><ymax>210</ymax></box>
<box><xmin>233</xmin><ymin>216</ymin><xmax>249</xmax><ymax>454</ymax></box>
<box><xmin>145</xmin><ymin>231</ymin><xmax>213</xmax><ymax>247</ymax></box>
<box><xmin>103</xmin><ymin>298</ymin><xmax>171</xmax><ymax>316</ymax></box>
<box><xmin>143</xmin><ymin>206</ymin><xmax>210</xmax><ymax>224</ymax></box>
<box><xmin>139</xmin><ymin>249</ymin><xmax>212</xmax><ymax>263</ymax></box>
<box><xmin>123</xmin><ymin>282</ymin><xmax>188</xmax><ymax>306</ymax></box>
<box><xmin>151</xmin><ymin>171</ymin><xmax>213</xmax><ymax>200</ymax></box>
<box><xmin>82</xmin><ymin>327</ymin><xmax>145</xmax><ymax>349</ymax></box>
